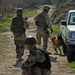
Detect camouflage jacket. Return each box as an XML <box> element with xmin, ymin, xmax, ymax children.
<box><xmin>21</xmin><ymin>47</ymin><xmax>51</xmax><ymax>70</ymax></box>
<box><xmin>34</xmin><ymin>11</ymin><xmax>52</xmax><ymax>31</ymax></box>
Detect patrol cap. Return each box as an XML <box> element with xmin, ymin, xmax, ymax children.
<box><xmin>43</xmin><ymin>5</ymin><xmax>50</xmax><ymax>10</ymax></box>
<box><xmin>16</xmin><ymin>8</ymin><xmax>23</xmax><ymax>13</ymax></box>
<box><xmin>24</xmin><ymin>36</ymin><xmax>37</xmax><ymax>45</ymax></box>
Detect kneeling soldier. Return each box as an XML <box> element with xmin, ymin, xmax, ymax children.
<box><xmin>21</xmin><ymin>36</ymin><xmax>51</xmax><ymax>75</ymax></box>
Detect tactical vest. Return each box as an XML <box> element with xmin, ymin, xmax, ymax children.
<box><xmin>32</xmin><ymin>48</ymin><xmax>51</xmax><ymax>70</ymax></box>
<box><xmin>36</xmin><ymin>13</ymin><xmax>48</xmax><ymax>28</ymax></box>
<box><xmin>11</xmin><ymin>16</ymin><xmax>25</xmax><ymax>33</ymax></box>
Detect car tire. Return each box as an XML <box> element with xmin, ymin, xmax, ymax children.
<box><xmin>66</xmin><ymin>48</ymin><xmax>73</xmax><ymax>63</ymax></box>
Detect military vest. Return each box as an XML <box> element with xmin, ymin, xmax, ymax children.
<box><xmin>36</xmin><ymin>13</ymin><xmax>48</xmax><ymax>28</ymax></box>
<box><xmin>11</xmin><ymin>16</ymin><xmax>25</xmax><ymax>33</ymax></box>
<box><xmin>31</xmin><ymin>48</ymin><xmax>51</xmax><ymax>70</ymax></box>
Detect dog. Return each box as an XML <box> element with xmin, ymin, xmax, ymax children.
<box><xmin>51</xmin><ymin>34</ymin><xmax>64</xmax><ymax>55</ymax></box>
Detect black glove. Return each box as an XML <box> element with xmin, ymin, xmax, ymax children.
<box><xmin>51</xmin><ymin>29</ymin><xmax>53</xmax><ymax>33</ymax></box>
<box><xmin>43</xmin><ymin>27</ymin><xmax>49</xmax><ymax>34</ymax></box>
<box><xmin>25</xmin><ymin>17</ymin><xmax>28</xmax><ymax>20</ymax></box>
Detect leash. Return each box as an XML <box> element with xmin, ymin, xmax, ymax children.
<box><xmin>48</xmin><ymin>31</ymin><xmax>53</xmax><ymax>46</ymax></box>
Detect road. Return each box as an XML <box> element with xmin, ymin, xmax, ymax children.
<box><xmin>0</xmin><ymin>8</ymin><xmax>75</xmax><ymax>75</ymax></box>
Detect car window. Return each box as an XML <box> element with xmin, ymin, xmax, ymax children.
<box><xmin>68</xmin><ymin>12</ymin><xmax>75</xmax><ymax>25</ymax></box>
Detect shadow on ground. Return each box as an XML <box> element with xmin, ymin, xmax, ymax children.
<box><xmin>50</xmin><ymin>56</ymin><xmax>57</xmax><ymax>62</ymax></box>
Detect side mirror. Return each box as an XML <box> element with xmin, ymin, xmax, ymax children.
<box><xmin>60</xmin><ymin>20</ymin><xmax>67</xmax><ymax>26</ymax></box>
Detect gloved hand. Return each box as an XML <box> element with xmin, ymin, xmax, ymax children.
<box><xmin>25</xmin><ymin>17</ymin><xmax>28</xmax><ymax>20</ymax></box>
<box><xmin>43</xmin><ymin>27</ymin><xmax>49</xmax><ymax>34</ymax></box>
<box><xmin>51</xmin><ymin>29</ymin><xmax>53</xmax><ymax>33</ymax></box>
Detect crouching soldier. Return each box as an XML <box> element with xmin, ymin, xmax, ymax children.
<box><xmin>21</xmin><ymin>36</ymin><xmax>51</xmax><ymax>75</ymax></box>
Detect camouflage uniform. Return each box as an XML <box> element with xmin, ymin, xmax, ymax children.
<box><xmin>10</xmin><ymin>10</ymin><xmax>29</xmax><ymax>60</ymax></box>
<box><xmin>21</xmin><ymin>46</ymin><xmax>51</xmax><ymax>75</ymax></box>
<box><xmin>34</xmin><ymin>10</ymin><xmax>53</xmax><ymax>50</ymax></box>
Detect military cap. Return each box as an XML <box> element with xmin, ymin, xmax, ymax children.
<box><xmin>16</xmin><ymin>8</ymin><xmax>23</xmax><ymax>13</ymax></box>
<box><xmin>24</xmin><ymin>36</ymin><xmax>37</xmax><ymax>45</ymax></box>
<box><xmin>43</xmin><ymin>5</ymin><xmax>50</xmax><ymax>10</ymax></box>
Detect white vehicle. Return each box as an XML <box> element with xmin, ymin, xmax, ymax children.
<box><xmin>60</xmin><ymin>10</ymin><xmax>75</xmax><ymax>63</ymax></box>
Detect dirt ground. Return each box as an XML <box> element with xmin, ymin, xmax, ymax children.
<box><xmin>0</xmin><ymin>9</ymin><xmax>75</xmax><ymax>75</ymax></box>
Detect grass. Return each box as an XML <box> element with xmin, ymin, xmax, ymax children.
<box><xmin>67</xmin><ymin>62</ymin><xmax>75</xmax><ymax>73</ymax></box>
<box><xmin>48</xmin><ymin>25</ymin><xmax>60</xmax><ymax>34</ymax></box>
<box><xmin>0</xmin><ymin>17</ymin><xmax>13</xmax><ymax>33</ymax></box>
<box><xmin>53</xmin><ymin>25</ymin><xmax>60</xmax><ymax>33</ymax></box>
<box><xmin>52</xmin><ymin>25</ymin><xmax>60</xmax><ymax>36</ymax></box>
<box><xmin>50</xmin><ymin>5</ymin><xmax>57</xmax><ymax>9</ymax></box>
<box><xmin>46</xmin><ymin>24</ymin><xmax>60</xmax><ymax>37</ymax></box>
<box><xmin>68</xmin><ymin>62</ymin><xmax>75</xmax><ymax>68</ymax></box>
<box><xmin>23</xmin><ymin>9</ymin><xmax>36</xmax><ymax>17</ymax></box>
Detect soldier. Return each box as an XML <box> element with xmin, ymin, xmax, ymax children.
<box><xmin>21</xmin><ymin>36</ymin><xmax>51</xmax><ymax>75</ymax></box>
<box><xmin>10</xmin><ymin>8</ymin><xmax>29</xmax><ymax>61</ymax></box>
<box><xmin>34</xmin><ymin>5</ymin><xmax>53</xmax><ymax>50</ymax></box>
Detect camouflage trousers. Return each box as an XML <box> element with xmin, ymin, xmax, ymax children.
<box><xmin>22</xmin><ymin>67</ymin><xmax>51</xmax><ymax>75</ymax></box>
<box><xmin>13</xmin><ymin>33</ymin><xmax>26</xmax><ymax>60</ymax></box>
<box><xmin>36</xmin><ymin>30</ymin><xmax>49</xmax><ymax>50</ymax></box>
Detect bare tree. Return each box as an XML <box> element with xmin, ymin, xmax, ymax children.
<box><xmin>0</xmin><ymin>0</ymin><xmax>13</xmax><ymax>17</ymax></box>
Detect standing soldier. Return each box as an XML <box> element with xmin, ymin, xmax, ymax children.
<box><xmin>34</xmin><ymin>5</ymin><xmax>53</xmax><ymax>50</ymax></box>
<box><xmin>10</xmin><ymin>8</ymin><xmax>29</xmax><ymax>61</ymax></box>
<box><xmin>21</xmin><ymin>36</ymin><xmax>51</xmax><ymax>75</ymax></box>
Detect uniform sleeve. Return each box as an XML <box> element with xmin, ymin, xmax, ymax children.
<box><xmin>10</xmin><ymin>18</ymin><xmax>14</xmax><ymax>32</ymax></box>
<box><xmin>23</xmin><ymin>18</ymin><xmax>29</xmax><ymax>29</ymax></box>
<box><xmin>45</xmin><ymin>14</ymin><xmax>53</xmax><ymax>30</ymax></box>
<box><xmin>22</xmin><ymin>50</ymin><xmax>42</xmax><ymax>67</ymax></box>
<box><xmin>34</xmin><ymin>15</ymin><xmax>39</xmax><ymax>26</ymax></box>
<box><xmin>34</xmin><ymin>15</ymin><xmax>38</xmax><ymax>21</ymax></box>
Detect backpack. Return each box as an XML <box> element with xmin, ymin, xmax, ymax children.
<box><xmin>11</xmin><ymin>16</ymin><xmax>25</xmax><ymax>33</ymax></box>
<box><xmin>32</xmin><ymin>48</ymin><xmax>51</xmax><ymax>70</ymax></box>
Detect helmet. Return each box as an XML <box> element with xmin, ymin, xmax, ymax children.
<box><xmin>24</xmin><ymin>36</ymin><xmax>37</xmax><ymax>45</ymax></box>
<box><xmin>16</xmin><ymin>8</ymin><xmax>23</xmax><ymax>13</ymax></box>
<box><xmin>43</xmin><ymin>5</ymin><xmax>50</xmax><ymax>10</ymax></box>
